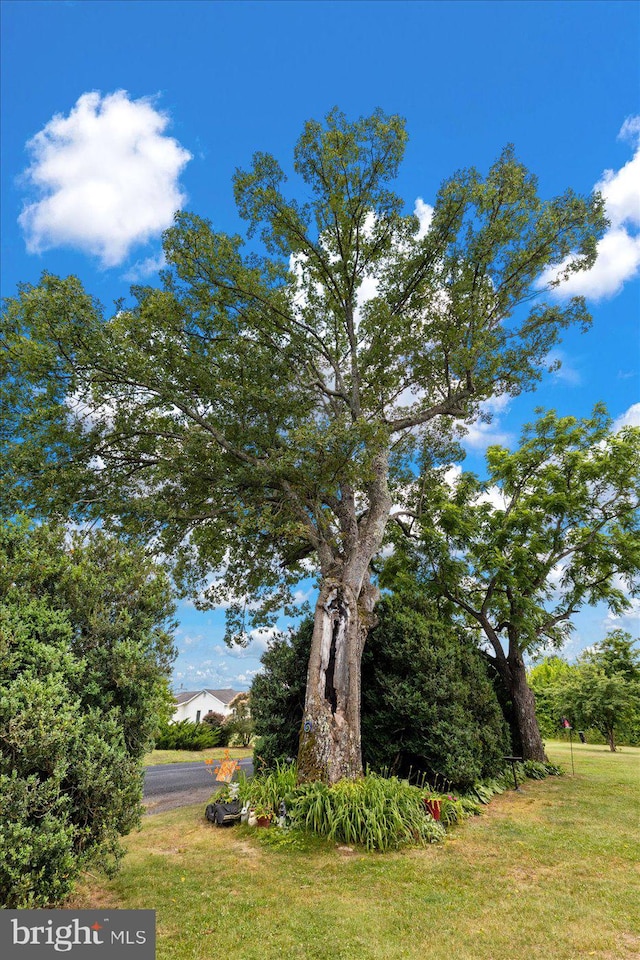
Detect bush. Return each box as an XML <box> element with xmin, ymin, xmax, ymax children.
<box><xmin>523</xmin><ymin>759</ymin><xmax>562</xmax><ymax>780</ymax></box>
<box><xmin>251</xmin><ymin>630</ymin><xmax>308</xmax><ymax>769</ymax></box>
<box><xmin>361</xmin><ymin>597</ymin><xmax>510</xmax><ymax>787</ymax></box>
<box><xmin>239</xmin><ymin>759</ymin><xmax>562</xmax><ymax>853</ymax></box>
<box><xmin>236</xmin><ymin>760</ymin><xmax>298</xmax><ymax>820</ymax></box>
<box><xmin>251</xmin><ymin>596</ymin><xmax>510</xmax><ymax>789</ymax></box>
<box><xmin>435</xmin><ymin>794</ymin><xmax>469</xmax><ymax>826</ymax></box>
<box><xmin>154</xmin><ymin>719</ymin><xmax>221</xmax><ymax>750</ymax></box>
<box><xmin>203</xmin><ymin>711</ymin><xmax>231</xmax><ymax>746</ymax></box>
<box><xmin>0</xmin><ymin>519</ymin><xmax>176</xmax><ymax>907</ymax></box>
<box><xmin>0</xmin><ymin>599</ymin><xmax>148</xmax><ymax>906</ymax></box>
<box><xmin>463</xmin><ymin>759</ymin><xmax>562</xmax><ymax>806</ymax></box>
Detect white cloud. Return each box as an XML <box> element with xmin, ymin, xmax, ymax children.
<box><xmin>557</xmin><ymin>632</ymin><xmax>588</xmax><ymax>663</ymax></box>
<box><xmin>543</xmin><ymin>227</ymin><xmax>640</xmax><ymax>301</ymax></box>
<box><xmin>443</xmin><ymin>464</ymin><xmax>463</xmax><ymax>488</ymax></box>
<box><xmin>355</xmin><ymin>272</ymin><xmax>380</xmax><ymax>316</ymax></box>
<box><xmin>291</xmin><ymin>588</ymin><xmax>313</xmax><ymax>606</ymax></box>
<box><xmin>177</xmin><ymin>632</ymin><xmax>203</xmax><ymax>649</ymax></box>
<box><xmin>19</xmin><ymin>90</ymin><xmax>191</xmax><ymax>267</ymax></box>
<box><xmin>598</xmin><ymin>571</ymin><xmax>640</xmax><ymax>637</ymax></box>
<box><xmin>547</xmin><ymin>560</ymin><xmax>568</xmax><ymax>590</ymax></box>
<box><xmin>476</xmin><ymin>484</ymin><xmax>509</xmax><ymax>511</ymax></box>
<box><xmin>248</xmin><ymin>626</ymin><xmax>280</xmax><ymax>652</ymax></box>
<box><xmin>461</xmin><ymin>393</ymin><xmax>513</xmax><ymax>451</ymax></box>
<box><xmin>601</xmin><ymin>119</ymin><xmax>640</xmax><ymax>228</ymax></box>
<box><xmin>212</xmin><ymin>643</ymin><xmax>253</xmax><ymax>661</ymax></box>
<box><xmin>123</xmin><ymin>251</ymin><xmax>167</xmax><ymax>282</ymax></box>
<box><xmin>233</xmin><ymin>670</ymin><xmax>261</xmax><ymax>686</ymax></box>
<box><xmin>462</xmin><ymin>421</ymin><xmax>513</xmax><ymax>451</ymax></box>
<box><xmin>618</xmin><ymin>116</ymin><xmax>640</xmax><ymax>144</ymax></box>
<box><xmin>613</xmin><ymin>402</ymin><xmax>640</xmax><ymax>431</ymax></box>
<box><xmin>538</xmin><ymin>116</ymin><xmax>640</xmax><ymax>300</ymax></box>
<box><xmin>483</xmin><ymin>393</ymin><xmax>511</xmax><ymax>415</ymax></box>
<box><xmin>210</xmin><ymin>625</ymin><xmax>280</xmax><ymax>659</ymax></box>
<box><xmin>414</xmin><ymin>197</ymin><xmax>434</xmax><ymax>238</ymax></box>
<box><xmin>602</xmin><ymin>598</ymin><xmax>640</xmax><ymax>636</ymax></box>
<box><xmin>173</xmin><ymin>661</ymin><xmax>233</xmax><ymax>688</ymax></box>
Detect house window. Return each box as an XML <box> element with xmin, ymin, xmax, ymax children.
<box><xmin>196</xmin><ymin>710</ymin><xmax>201</xmax><ymax>724</ymax></box>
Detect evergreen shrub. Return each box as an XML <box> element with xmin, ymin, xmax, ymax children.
<box><xmin>154</xmin><ymin>719</ymin><xmax>220</xmax><ymax>750</ymax></box>
<box><xmin>251</xmin><ymin>596</ymin><xmax>510</xmax><ymax>789</ymax></box>
<box><xmin>0</xmin><ymin>520</ymin><xmax>176</xmax><ymax>907</ymax></box>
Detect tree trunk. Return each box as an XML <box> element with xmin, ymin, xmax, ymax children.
<box><xmin>482</xmin><ymin>651</ymin><xmax>523</xmax><ymax>756</ymax></box>
<box><xmin>297</xmin><ymin>575</ymin><xmax>377</xmax><ymax>783</ymax></box>
<box><xmin>296</xmin><ymin>448</ymin><xmax>390</xmax><ymax>783</ymax></box>
<box><xmin>484</xmin><ymin>623</ymin><xmax>548</xmax><ymax>764</ymax></box>
<box><xmin>607</xmin><ymin>728</ymin><xmax>616</xmax><ymax>752</ymax></box>
<box><xmin>508</xmin><ymin>657</ymin><xmax>548</xmax><ymax>763</ymax></box>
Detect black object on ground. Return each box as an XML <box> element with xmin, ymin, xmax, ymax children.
<box><xmin>205</xmin><ymin>800</ymin><xmax>242</xmax><ymax>826</ymax></box>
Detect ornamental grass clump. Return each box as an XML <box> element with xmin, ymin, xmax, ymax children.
<box><xmin>236</xmin><ymin>760</ymin><xmax>298</xmax><ymax>821</ymax></box>
<box><xmin>288</xmin><ymin>773</ymin><xmax>445</xmax><ymax>852</ymax></box>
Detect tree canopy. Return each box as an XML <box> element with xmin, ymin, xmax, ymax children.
<box><xmin>1</xmin><ymin>108</ymin><xmax>607</xmax><ymax>779</ymax></box>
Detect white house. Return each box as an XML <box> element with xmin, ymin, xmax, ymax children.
<box><xmin>172</xmin><ymin>688</ymin><xmax>240</xmax><ymax>724</ymax></box>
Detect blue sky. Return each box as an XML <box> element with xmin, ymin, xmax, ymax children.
<box><xmin>2</xmin><ymin>1</ymin><xmax>639</xmax><ymax>690</ymax></box>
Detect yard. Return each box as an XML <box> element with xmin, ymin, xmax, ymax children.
<box><xmin>72</xmin><ymin>742</ymin><xmax>640</xmax><ymax>959</ymax></box>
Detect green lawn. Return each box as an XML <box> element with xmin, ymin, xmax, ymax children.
<box><xmin>73</xmin><ymin>741</ymin><xmax>640</xmax><ymax>959</ymax></box>
<box><xmin>143</xmin><ymin>747</ymin><xmax>253</xmax><ymax>765</ymax></box>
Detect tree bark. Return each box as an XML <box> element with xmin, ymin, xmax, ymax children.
<box><xmin>606</xmin><ymin>728</ymin><xmax>616</xmax><ymax>752</ymax></box>
<box><xmin>296</xmin><ymin>447</ymin><xmax>390</xmax><ymax>783</ymax></box>
<box><xmin>505</xmin><ymin>656</ymin><xmax>548</xmax><ymax>763</ymax></box>
<box><xmin>481</xmin><ymin>619</ymin><xmax>547</xmax><ymax>763</ymax></box>
<box><xmin>297</xmin><ymin>574</ymin><xmax>378</xmax><ymax>783</ymax></box>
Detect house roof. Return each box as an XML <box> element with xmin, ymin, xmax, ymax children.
<box><xmin>173</xmin><ymin>688</ymin><xmax>240</xmax><ymax>706</ymax></box>
<box><xmin>205</xmin><ymin>688</ymin><xmax>240</xmax><ymax>704</ymax></box>
<box><xmin>174</xmin><ymin>691</ymin><xmax>198</xmax><ymax>705</ymax></box>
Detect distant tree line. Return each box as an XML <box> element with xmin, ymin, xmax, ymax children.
<box><xmin>529</xmin><ymin>630</ymin><xmax>640</xmax><ymax>751</ymax></box>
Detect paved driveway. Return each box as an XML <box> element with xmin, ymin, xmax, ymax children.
<box><xmin>142</xmin><ymin>757</ymin><xmax>254</xmax><ymax>815</ymax></box>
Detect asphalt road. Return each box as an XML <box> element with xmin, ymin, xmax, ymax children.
<box><xmin>142</xmin><ymin>757</ymin><xmax>254</xmax><ymax>815</ymax></box>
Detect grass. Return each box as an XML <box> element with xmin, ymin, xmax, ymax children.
<box><xmin>143</xmin><ymin>747</ymin><xmax>253</xmax><ymax>765</ymax></box>
<box><xmin>72</xmin><ymin>741</ymin><xmax>640</xmax><ymax>959</ymax></box>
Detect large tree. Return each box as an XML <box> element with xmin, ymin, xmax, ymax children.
<box><xmin>1</xmin><ymin>110</ymin><xmax>605</xmax><ymax>781</ymax></box>
<box><xmin>390</xmin><ymin>408</ymin><xmax>640</xmax><ymax>760</ymax></box>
